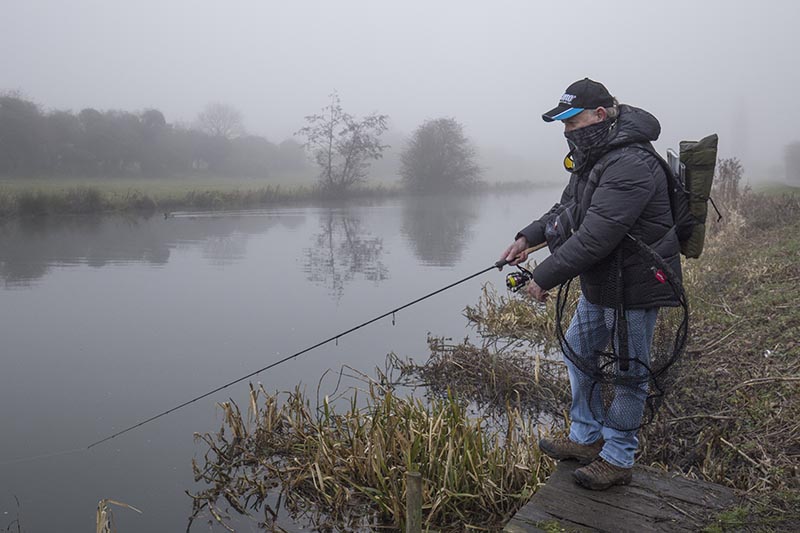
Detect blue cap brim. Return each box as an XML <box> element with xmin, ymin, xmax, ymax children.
<box><xmin>544</xmin><ymin>107</ymin><xmax>584</xmax><ymax>122</ymax></box>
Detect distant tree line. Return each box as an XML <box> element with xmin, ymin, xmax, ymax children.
<box><xmin>1</xmin><ymin>90</ymin><xmax>487</xmax><ymax>195</ymax></box>
<box><xmin>0</xmin><ymin>92</ymin><xmax>308</xmax><ymax>179</ymax></box>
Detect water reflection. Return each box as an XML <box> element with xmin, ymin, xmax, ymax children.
<box><xmin>303</xmin><ymin>208</ymin><xmax>388</xmax><ymax>299</ymax></box>
<box><xmin>401</xmin><ymin>194</ymin><xmax>479</xmax><ymax>266</ymax></box>
<box><xmin>0</xmin><ymin>212</ymin><xmax>304</xmax><ymax>286</ymax></box>
<box><xmin>0</xmin><ymin>190</ymin><xmax>564</xmax><ymax>533</ymax></box>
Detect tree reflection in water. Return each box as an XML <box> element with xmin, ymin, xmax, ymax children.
<box><xmin>401</xmin><ymin>194</ymin><xmax>479</xmax><ymax>267</ymax></box>
<box><xmin>0</xmin><ymin>212</ymin><xmax>301</xmax><ymax>286</ymax></box>
<box><xmin>303</xmin><ymin>209</ymin><xmax>388</xmax><ymax>299</ymax></box>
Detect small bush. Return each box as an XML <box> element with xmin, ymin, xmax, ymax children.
<box><xmin>16</xmin><ymin>190</ymin><xmax>50</xmax><ymax>216</ymax></box>
<box><xmin>739</xmin><ymin>192</ymin><xmax>800</xmax><ymax>231</ymax></box>
<box><xmin>123</xmin><ymin>190</ymin><xmax>157</xmax><ymax>212</ymax></box>
<box><xmin>64</xmin><ymin>187</ymin><xmax>106</xmax><ymax>214</ymax></box>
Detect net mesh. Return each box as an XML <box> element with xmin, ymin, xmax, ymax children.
<box><xmin>555</xmin><ymin>239</ymin><xmax>688</xmax><ymax>431</ymax></box>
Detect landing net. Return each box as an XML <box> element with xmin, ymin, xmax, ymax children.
<box><xmin>554</xmin><ymin>239</ymin><xmax>688</xmax><ymax>431</ymax></box>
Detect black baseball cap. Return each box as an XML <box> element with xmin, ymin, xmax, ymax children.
<box><xmin>542</xmin><ymin>78</ymin><xmax>614</xmax><ymax>122</ymax></box>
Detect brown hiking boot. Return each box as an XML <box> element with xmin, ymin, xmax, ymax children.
<box><xmin>573</xmin><ymin>458</ymin><xmax>633</xmax><ymax>490</ymax></box>
<box><xmin>538</xmin><ymin>436</ymin><xmax>604</xmax><ymax>464</ymax></box>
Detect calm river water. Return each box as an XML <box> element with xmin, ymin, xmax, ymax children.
<box><xmin>0</xmin><ymin>188</ymin><xmax>559</xmax><ymax>532</ymax></box>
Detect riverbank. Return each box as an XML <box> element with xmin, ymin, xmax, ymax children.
<box><xmin>0</xmin><ymin>177</ymin><xmax>545</xmax><ymax>219</ymax></box>
<box><xmin>402</xmin><ymin>188</ymin><xmax>800</xmax><ymax>530</ymax></box>
<box><xmin>640</xmin><ymin>190</ymin><xmax>800</xmax><ymax>531</ymax></box>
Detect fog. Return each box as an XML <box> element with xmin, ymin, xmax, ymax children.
<box><xmin>2</xmin><ymin>0</ymin><xmax>798</xmax><ymax>182</ymax></box>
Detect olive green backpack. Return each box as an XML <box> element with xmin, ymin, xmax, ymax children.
<box><xmin>670</xmin><ymin>133</ymin><xmax>720</xmax><ymax>258</ymax></box>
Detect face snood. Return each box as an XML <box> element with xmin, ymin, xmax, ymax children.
<box><xmin>564</xmin><ymin>118</ymin><xmax>615</xmax><ymax>151</ymax></box>
<box><xmin>563</xmin><ymin>118</ymin><xmax>617</xmax><ymax>173</ymax></box>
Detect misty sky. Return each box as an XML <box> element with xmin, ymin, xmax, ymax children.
<box><xmin>2</xmin><ymin>0</ymin><xmax>798</xmax><ymax>180</ymax></box>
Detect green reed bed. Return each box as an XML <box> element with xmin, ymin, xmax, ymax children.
<box><xmin>189</xmin><ymin>381</ymin><xmax>550</xmax><ymax>532</ymax></box>
<box><xmin>0</xmin><ymin>180</ymin><xmax>404</xmax><ymax>219</ymax></box>
<box><xmin>0</xmin><ymin>185</ymin><xmax>307</xmax><ymax>218</ymax></box>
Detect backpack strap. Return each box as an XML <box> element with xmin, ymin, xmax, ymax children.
<box><xmin>625</xmin><ymin>144</ymin><xmax>696</xmax><ymax>243</ymax></box>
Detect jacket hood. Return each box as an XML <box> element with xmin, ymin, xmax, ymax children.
<box><xmin>567</xmin><ymin>105</ymin><xmax>661</xmax><ymax>175</ymax></box>
<box><xmin>607</xmin><ymin>105</ymin><xmax>661</xmax><ymax>147</ymax></box>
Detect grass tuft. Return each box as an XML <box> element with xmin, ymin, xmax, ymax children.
<box><xmin>189</xmin><ymin>381</ymin><xmax>550</xmax><ymax>532</ymax></box>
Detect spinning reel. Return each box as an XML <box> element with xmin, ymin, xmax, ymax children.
<box><xmin>505</xmin><ymin>265</ymin><xmax>534</xmax><ymax>293</ymax></box>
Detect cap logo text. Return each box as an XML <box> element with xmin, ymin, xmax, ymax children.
<box><xmin>560</xmin><ymin>93</ymin><xmax>577</xmax><ymax>105</ymax></box>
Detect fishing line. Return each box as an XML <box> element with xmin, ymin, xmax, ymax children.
<box><xmin>0</xmin><ymin>447</ymin><xmax>87</xmax><ymax>467</ymax></box>
<box><xmin>87</xmin><ymin>243</ymin><xmax>545</xmax><ymax>450</ymax></box>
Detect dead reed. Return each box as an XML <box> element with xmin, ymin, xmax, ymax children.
<box><xmin>464</xmin><ymin>283</ymin><xmax>559</xmax><ymax>350</ymax></box>
<box><xmin>389</xmin><ymin>336</ymin><xmax>569</xmax><ymax>423</ymax></box>
<box><xmin>189</xmin><ymin>381</ymin><xmax>550</xmax><ymax>532</ymax></box>
<box><xmin>95</xmin><ymin>499</ymin><xmax>141</xmax><ymax>533</ymax></box>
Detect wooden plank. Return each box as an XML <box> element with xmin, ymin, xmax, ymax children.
<box><xmin>505</xmin><ymin>461</ymin><xmax>738</xmax><ymax>533</ymax></box>
<box><xmin>629</xmin><ymin>466</ymin><xmax>737</xmax><ymax>509</ymax></box>
<box><xmin>503</xmin><ymin>524</ymin><xmax>548</xmax><ymax>533</ymax></box>
<box><xmin>519</xmin><ymin>487</ymin><xmax>676</xmax><ymax>532</ymax></box>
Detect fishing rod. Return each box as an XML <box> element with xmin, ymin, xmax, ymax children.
<box><xmin>87</xmin><ymin>242</ymin><xmax>547</xmax><ymax>449</ymax></box>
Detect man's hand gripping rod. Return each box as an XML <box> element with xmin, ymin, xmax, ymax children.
<box><xmin>494</xmin><ymin>241</ymin><xmax>548</xmax><ymax>269</ymax></box>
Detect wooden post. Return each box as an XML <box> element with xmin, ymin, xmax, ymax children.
<box><xmin>406</xmin><ymin>470</ymin><xmax>422</xmax><ymax>533</ymax></box>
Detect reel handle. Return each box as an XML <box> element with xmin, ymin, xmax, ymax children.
<box><xmin>494</xmin><ymin>241</ymin><xmax>548</xmax><ymax>269</ymax></box>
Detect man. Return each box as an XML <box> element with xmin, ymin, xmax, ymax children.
<box><xmin>500</xmin><ymin>78</ymin><xmax>682</xmax><ymax>490</ymax></box>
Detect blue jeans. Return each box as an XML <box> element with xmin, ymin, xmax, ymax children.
<box><xmin>562</xmin><ymin>295</ymin><xmax>658</xmax><ymax>468</ymax></box>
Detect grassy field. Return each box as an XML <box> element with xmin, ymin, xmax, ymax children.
<box><xmin>753</xmin><ymin>181</ymin><xmax>800</xmax><ymax>195</ymax></box>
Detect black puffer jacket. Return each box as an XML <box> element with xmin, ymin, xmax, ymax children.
<box><xmin>518</xmin><ymin>105</ymin><xmax>682</xmax><ymax>309</ymax></box>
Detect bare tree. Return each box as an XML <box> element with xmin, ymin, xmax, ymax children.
<box><xmin>400</xmin><ymin>117</ymin><xmax>481</xmax><ymax>193</ymax></box>
<box><xmin>715</xmin><ymin>157</ymin><xmax>744</xmax><ymax>204</ymax></box>
<box><xmin>296</xmin><ymin>92</ymin><xmax>388</xmax><ymax>195</ymax></box>
<box><xmin>196</xmin><ymin>102</ymin><xmax>245</xmax><ymax>140</ymax></box>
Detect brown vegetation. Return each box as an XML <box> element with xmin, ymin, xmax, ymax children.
<box><xmin>640</xmin><ymin>191</ymin><xmax>800</xmax><ymax>531</ymax></box>
<box><xmin>405</xmin><ymin>188</ymin><xmax>800</xmax><ymax>531</ymax></box>
<box><xmin>189</xmin><ymin>381</ymin><xmax>548</xmax><ymax>532</ymax></box>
